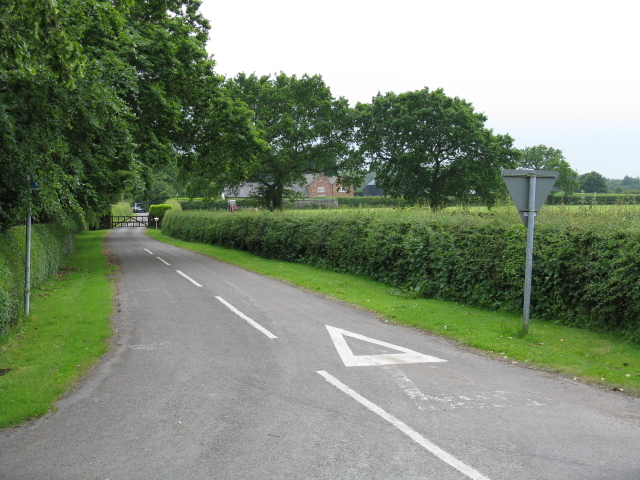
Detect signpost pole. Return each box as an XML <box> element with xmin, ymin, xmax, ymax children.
<box><xmin>522</xmin><ymin>175</ymin><xmax>537</xmax><ymax>332</ymax></box>
<box><xmin>23</xmin><ymin>174</ymin><xmax>41</xmax><ymax>316</ymax></box>
<box><xmin>24</xmin><ymin>175</ymin><xmax>35</xmax><ymax>316</ymax></box>
<box><xmin>501</xmin><ymin>169</ymin><xmax>558</xmax><ymax>335</ymax></box>
<box><xmin>24</xmin><ymin>202</ymin><xmax>32</xmax><ymax>316</ymax></box>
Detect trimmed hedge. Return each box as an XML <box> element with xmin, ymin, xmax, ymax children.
<box><xmin>548</xmin><ymin>193</ymin><xmax>640</xmax><ymax>206</ymax></box>
<box><xmin>148</xmin><ymin>204</ymin><xmax>173</xmax><ymax>227</ymax></box>
<box><xmin>180</xmin><ymin>199</ymin><xmax>257</xmax><ymax>211</ymax></box>
<box><xmin>0</xmin><ymin>219</ymin><xmax>79</xmax><ymax>334</ymax></box>
<box><xmin>162</xmin><ymin>208</ymin><xmax>640</xmax><ymax>341</ymax></box>
<box><xmin>180</xmin><ymin>197</ymin><xmax>418</xmax><ymax>210</ymax></box>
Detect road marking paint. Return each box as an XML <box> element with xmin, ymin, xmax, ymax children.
<box><xmin>316</xmin><ymin>370</ymin><xmax>491</xmax><ymax>480</ymax></box>
<box><xmin>391</xmin><ymin>369</ymin><xmax>546</xmax><ymax>410</ymax></box>
<box><xmin>215</xmin><ymin>296</ymin><xmax>277</xmax><ymax>339</ymax></box>
<box><xmin>144</xmin><ymin>248</ymin><xmax>154</xmax><ymax>254</ymax></box>
<box><xmin>156</xmin><ymin>257</ymin><xmax>170</xmax><ymax>266</ymax></box>
<box><xmin>326</xmin><ymin>325</ymin><xmax>447</xmax><ymax>367</ymax></box>
<box><xmin>130</xmin><ymin>342</ymin><xmax>170</xmax><ymax>350</ymax></box>
<box><xmin>176</xmin><ymin>270</ymin><xmax>203</xmax><ymax>287</ymax></box>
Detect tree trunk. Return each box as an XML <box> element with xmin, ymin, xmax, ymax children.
<box><xmin>271</xmin><ymin>182</ymin><xmax>284</xmax><ymax>210</ymax></box>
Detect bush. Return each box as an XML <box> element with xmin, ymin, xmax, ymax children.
<box><xmin>148</xmin><ymin>204</ymin><xmax>173</xmax><ymax>227</ymax></box>
<box><xmin>0</xmin><ymin>219</ymin><xmax>78</xmax><ymax>334</ymax></box>
<box><xmin>162</xmin><ymin>207</ymin><xmax>640</xmax><ymax>341</ymax></box>
<box><xmin>179</xmin><ymin>198</ymin><xmax>258</xmax><ymax>211</ymax></box>
<box><xmin>548</xmin><ymin>193</ymin><xmax>640</xmax><ymax>206</ymax></box>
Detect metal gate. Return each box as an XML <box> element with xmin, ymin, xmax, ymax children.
<box><xmin>111</xmin><ymin>215</ymin><xmax>150</xmax><ymax>228</ymax></box>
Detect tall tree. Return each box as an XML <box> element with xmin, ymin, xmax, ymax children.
<box><xmin>222</xmin><ymin>73</ymin><xmax>363</xmax><ymax>210</ymax></box>
<box><xmin>0</xmin><ymin>0</ymin><xmax>261</xmax><ymax>228</ymax></box>
<box><xmin>178</xmin><ymin>84</ymin><xmax>266</xmax><ymax>200</ymax></box>
<box><xmin>123</xmin><ymin>0</ymin><xmax>213</xmax><ymax>168</ymax></box>
<box><xmin>0</xmin><ymin>0</ymin><xmax>114</xmax><ymax>229</ymax></box>
<box><xmin>579</xmin><ymin>171</ymin><xmax>608</xmax><ymax>193</ymax></box>
<box><xmin>518</xmin><ymin>145</ymin><xmax>579</xmax><ymax>194</ymax></box>
<box><xmin>355</xmin><ymin>88</ymin><xmax>518</xmax><ymax>209</ymax></box>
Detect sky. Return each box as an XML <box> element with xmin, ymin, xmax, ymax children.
<box><xmin>199</xmin><ymin>0</ymin><xmax>639</xmax><ymax>179</ymax></box>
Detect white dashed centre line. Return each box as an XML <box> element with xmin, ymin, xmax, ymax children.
<box><xmin>215</xmin><ymin>296</ymin><xmax>277</xmax><ymax>339</ymax></box>
<box><xmin>176</xmin><ymin>270</ymin><xmax>203</xmax><ymax>287</ymax></box>
<box><xmin>156</xmin><ymin>257</ymin><xmax>170</xmax><ymax>266</ymax></box>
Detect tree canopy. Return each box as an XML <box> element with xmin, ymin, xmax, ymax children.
<box><xmin>579</xmin><ymin>171</ymin><xmax>608</xmax><ymax>193</ymax></box>
<box><xmin>0</xmin><ymin>0</ymin><xmax>260</xmax><ymax>229</ymax></box>
<box><xmin>219</xmin><ymin>72</ymin><xmax>363</xmax><ymax>210</ymax></box>
<box><xmin>620</xmin><ymin>176</ymin><xmax>640</xmax><ymax>190</ymax></box>
<box><xmin>517</xmin><ymin>145</ymin><xmax>579</xmax><ymax>195</ymax></box>
<box><xmin>355</xmin><ymin>88</ymin><xmax>519</xmax><ymax>209</ymax></box>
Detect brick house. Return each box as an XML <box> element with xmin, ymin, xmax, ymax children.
<box><xmin>306</xmin><ymin>174</ymin><xmax>354</xmax><ymax>198</ymax></box>
<box><xmin>224</xmin><ymin>174</ymin><xmax>354</xmax><ymax>199</ymax></box>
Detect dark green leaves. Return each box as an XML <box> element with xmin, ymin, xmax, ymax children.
<box><xmin>518</xmin><ymin>145</ymin><xmax>579</xmax><ymax>195</ymax></box>
<box><xmin>1</xmin><ymin>0</ymin><xmax>259</xmax><ymax>228</ymax></box>
<box><xmin>223</xmin><ymin>73</ymin><xmax>364</xmax><ymax>210</ymax></box>
<box><xmin>355</xmin><ymin>88</ymin><xmax>519</xmax><ymax>209</ymax></box>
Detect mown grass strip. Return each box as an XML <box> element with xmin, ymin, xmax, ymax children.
<box><xmin>0</xmin><ymin>230</ymin><xmax>114</xmax><ymax>429</ymax></box>
<box><xmin>147</xmin><ymin>228</ymin><xmax>640</xmax><ymax>395</ymax></box>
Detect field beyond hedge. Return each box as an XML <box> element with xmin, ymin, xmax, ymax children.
<box><xmin>162</xmin><ymin>205</ymin><xmax>640</xmax><ymax>341</ymax></box>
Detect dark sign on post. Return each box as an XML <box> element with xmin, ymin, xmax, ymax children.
<box><xmin>501</xmin><ymin>169</ymin><xmax>559</xmax><ymax>333</ymax></box>
<box><xmin>501</xmin><ymin>169</ymin><xmax>558</xmax><ymax>226</ymax></box>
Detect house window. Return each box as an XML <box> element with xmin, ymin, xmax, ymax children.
<box><xmin>337</xmin><ymin>187</ymin><xmax>346</xmax><ymax>193</ymax></box>
<box><xmin>317</xmin><ymin>187</ymin><xmax>325</xmax><ymax>195</ymax></box>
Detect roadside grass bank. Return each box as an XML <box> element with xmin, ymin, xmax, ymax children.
<box><xmin>147</xmin><ymin>228</ymin><xmax>640</xmax><ymax>395</ymax></box>
<box><xmin>0</xmin><ymin>230</ymin><xmax>114</xmax><ymax>429</ymax></box>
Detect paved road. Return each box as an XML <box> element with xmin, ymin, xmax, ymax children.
<box><xmin>1</xmin><ymin>227</ymin><xmax>639</xmax><ymax>479</ymax></box>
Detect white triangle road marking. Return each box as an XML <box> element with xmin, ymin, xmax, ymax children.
<box><xmin>326</xmin><ymin>325</ymin><xmax>447</xmax><ymax>367</ymax></box>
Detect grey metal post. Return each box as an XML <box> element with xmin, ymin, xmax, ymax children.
<box><xmin>522</xmin><ymin>174</ymin><xmax>537</xmax><ymax>332</ymax></box>
<box><xmin>25</xmin><ymin>203</ymin><xmax>32</xmax><ymax>316</ymax></box>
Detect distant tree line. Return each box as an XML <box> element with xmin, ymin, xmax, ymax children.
<box><xmin>608</xmin><ymin>176</ymin><xmax>640</xmax><ymax>193</ymax></box>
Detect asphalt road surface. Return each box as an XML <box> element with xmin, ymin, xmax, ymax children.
<box><xmin>1</xmin><ymin>226</ymin><xmax>639</xmax><ymax>480</ymax></box>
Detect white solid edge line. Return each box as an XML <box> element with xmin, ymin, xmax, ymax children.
<box><xmin>176</xmin><ymin>270</ymin><xmax>203</xmax><ymax>287</ymax></box>
<box><xmin>215</xmin><ymin>296</ymin><xmax>277</xmax><ymax>339</ymax></box>
<box><xmin>156</xmin><ymin>257</ymin><xmax>170</xmax><ymax>266</ymax></box>
<box><xmin>316</xmin><ymin>370</ymin><xmax>491</xmax><ymax>480</ymax></box>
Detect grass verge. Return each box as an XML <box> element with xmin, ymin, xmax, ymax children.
<box><xmin>0</xmin><ymin>230</ymin><xmax>115</xmax><ymax>429</ymax></box>
<box><xmin>147</xmin><ymin>228</ymin><xmax>640</xmax><ymax>395</ymax></box>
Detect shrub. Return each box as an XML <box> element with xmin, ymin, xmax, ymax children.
<box><xmin>148</xmin><ymin>204</ymin><xmax>173</xmax><ymax>227</ymax></box>
<box><xmin>0</xmin><ymin>219</ymin><xmax>78</xmax><ymax>334</ymax></box>
<box><xmin>162</xmin><ymin>207</ymin><xmax>640</xmax><ymax>341</ymax></box>
<box><xmin>548</xmin><ymin>193</ymin><xmax>640</xmax><ymax>206</ymax></box>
